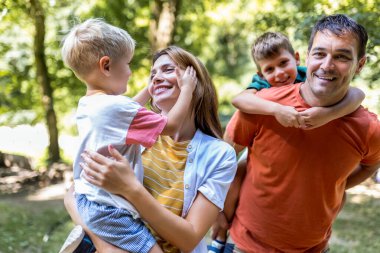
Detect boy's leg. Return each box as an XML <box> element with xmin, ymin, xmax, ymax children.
<box><xmin>77</xmin><ymin>194</ymin><xmax>157</xmax><ymax>253</ymax></box>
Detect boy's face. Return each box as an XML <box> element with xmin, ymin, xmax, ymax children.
<box><xmin>257</xmin><ymin>49</ymin><xmax>300</xmax><ymax>87</ymax></box>
<box><xmin>108</xmin><ymin>54</ymin><xmax>132</xmax><ymax>94</ymax></box>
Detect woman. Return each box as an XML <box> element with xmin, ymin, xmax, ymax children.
<box><xmin>65</xmin><ymin>46</ymin><xmax>237</xmax><ymax>252</ymax></box>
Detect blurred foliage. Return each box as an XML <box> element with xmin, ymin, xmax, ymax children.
<box><xmin>0</xmin><ymin>0</ymin><xmax>379</xmax><ymax>131</ymax></box>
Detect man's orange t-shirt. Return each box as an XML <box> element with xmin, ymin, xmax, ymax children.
<box><xmin>226</xmin><ymin>83</ymin><xmax>380</xmax><ymax>253</ymax></box>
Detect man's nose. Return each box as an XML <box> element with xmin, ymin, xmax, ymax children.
<box><xmin>321</xmin><ymin>55</ymin><xmax>335</xmax><ymax>71</ymax></box>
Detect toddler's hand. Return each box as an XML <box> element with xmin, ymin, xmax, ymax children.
<box><xmin>176</xmin><ymin>66</ymin><xmax>197</xmax><ymax>92</ymax></box>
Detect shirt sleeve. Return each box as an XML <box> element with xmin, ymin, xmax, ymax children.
<box><xmin>362</xmin><ymin>114</ymin><xmax>380</xmax><ymax>165</ymax></box>
<box><xmin>126</xmin><ymin>107</ymin><xmax>168</xmax><ymax>148</ymax></box>
<box><xmin>198</xmin><ymin>144</ymin><xmax>237</xmax><ymax>210</ymax></box>
<box><xmin>226</xmin><ymin>110</ymin><xmax>257</xmax><ymax>147</ymax></box>
<box><xmin>246</xmin><ymin>74</ymin><xmax>271</xmax><ymax>90</ymax></box>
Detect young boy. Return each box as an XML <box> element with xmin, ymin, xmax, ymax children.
<box><xmin>208</xmin><ymin>32</ymin><xmax>365</xmax><ymax>253</ymax></box>
<box><xmin>59</xmin><ymin>19</ymin><xmax>196</xmax><ymax>253</ymax></box>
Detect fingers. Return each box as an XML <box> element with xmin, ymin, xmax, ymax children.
<box><xmin>80</xmin><ymin>161</ymin><xmax>102</xmax><ymax>186</ymax></box>
<box><xmin>297</xmin><ymin>115</ymin><xmax>307</xmax><ymax>128</ymax></box>
<box><xmin>108</xmin><ymin>145</ymin><xmax>125</xmax><ymax>162</ymax></box>
<box><xmin>84</xmin><ymin>150</ymin><xmax>109</xmax><ymax>165</ymax></box>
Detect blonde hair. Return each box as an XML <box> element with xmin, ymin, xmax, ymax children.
<box><xmin>151</xmin><ymin>46</ymin><xmax>223</xmax><ymax>139</ymax></box>
<box><xmin>251</xmin><ymin>32</ymin><xmax>295</xmax><ymax>72</ymax></box>
<box><xmin>61</xmin><ymin>18</ymin><xmax>135</xmax><ymax>79</ymax></box>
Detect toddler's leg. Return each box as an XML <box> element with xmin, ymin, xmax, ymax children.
<box><xmin>148</xmin><ymin>243</ymin><xmax>163</xmax><ymax>253</ymax></box>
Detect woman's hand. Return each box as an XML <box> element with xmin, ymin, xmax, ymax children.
<box><xmin>175</xmin><ymin>66</ymin><xmax>197</xmax><ymax>93</ymax></box>
<box><xmin>80</xmin><ymin>145</ymin><xmax>140</xmax><ymax>197</ymax></box>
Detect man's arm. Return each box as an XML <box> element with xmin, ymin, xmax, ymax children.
<box><xmin>300</xmin><ymin>87</ymin><xmax>365</xmax><ymax>129</ymax></box>
<box><xmin>232</xmin><ymin>89</ymin><xmax>302</xmax><ymax>128</ymax></box>
<box><xmin>345</xmin><ymin>162</ymin><xmax>380</xmax><ymax>189</ymax></box>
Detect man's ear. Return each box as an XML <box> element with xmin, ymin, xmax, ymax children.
<box><xmin>294</xmin><ymin>51</ymin><xmax>301</xmax><ymax>66</ymax></box>
<box><xmin>99</xmin><ymin>56</ymin><xmax>111</xmax><ymax>76</ymax></box>
<box><xmin>356</xmin><ymin>56</ymin><xmax>367</xmax><ymax>74</ymax></box>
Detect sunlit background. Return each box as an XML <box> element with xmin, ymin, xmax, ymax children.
<box><xmin>0</xmin><ymin>1</ymin><xmax>379</xmax><ymax>252</ymax></box>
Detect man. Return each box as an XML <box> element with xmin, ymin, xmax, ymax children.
<box><xmin>219</xmin><ymin>14</ymin><xmax>380</xmax><ymax>253</ymax></box>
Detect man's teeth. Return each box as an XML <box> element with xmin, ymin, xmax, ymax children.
<box><xmin>315</xmin><ymin>74</ymin><xmax>334</xmax><ymax>80</ymax></box>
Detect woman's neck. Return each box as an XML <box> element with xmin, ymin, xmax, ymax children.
<box><xmin>163</xmin><ymin>111</ymin><xmax>196</xmax><ymax>142</ymax></box>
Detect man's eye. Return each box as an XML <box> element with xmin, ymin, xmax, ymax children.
<box><xmin>336</xmin><ymin>55</ymin><xmax>350</xmax><ymax>61</ymax></box>
<box><xmin>313</xmin><ymin>52</ymin><xmax>324</xmax><ymax>57</ymax></box>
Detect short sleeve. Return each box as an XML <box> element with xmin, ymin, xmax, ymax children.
<box><xmin>126</xmin><ymin>107</ymin><xmax>168</xmax><ymax>148</ymax></box>
<box><xmin>246</xmin><ymin>74</ymin><xmax>271</xmax><ymax>90</ymax></box>
<box><xmin>198</xmin><ymin>145</ymin><xmax>237</xmax><ymax>210</ymax></box>
<box><xmin>362</xmin><ymin>116</ymin><xmax>380</xmax><ymax>165</ymax></box>
<box><xmin>226</xmin><ymin>110</ymin><xmax>257</xmax><ymax>147</ymax></box>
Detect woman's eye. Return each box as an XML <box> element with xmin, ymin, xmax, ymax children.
<box><xmin>165</xmin><ymin>67</ymin><xmax>175</xmax><ymax>72</ymax></box>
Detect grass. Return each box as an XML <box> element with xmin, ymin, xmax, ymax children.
<box><xmin>330</xmin><ymin>193</ymin><xmax>380</xmax><ymax>252</ymax></box>
<box><xmin>0</xmin><ymin>189</ymin><xmax>379</xmax><ymax>252</ymax></box>
<box><xmin>0</xmin><ymin>199</ymin><xmax>72</xmax><ymax>253</ymax></box>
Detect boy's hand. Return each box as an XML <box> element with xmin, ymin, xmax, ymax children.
<box><xmin>274</xmin><ymin>104</ymin><xmax>305</xmax><ymax>128</ymax></box>
<box><xmin>299</xmin><ymin>107</ymin><xmax>332</xmax><ymax>129</ymax></box>
<box><xmin>175</xmin><ymin>66</ymin><xmax>197</xmax><ymax>92</ymax></box>
<box><xmin>210</xmin><ymin>212</ymin><xmax>229</xmax><ymax>240</ymax></box>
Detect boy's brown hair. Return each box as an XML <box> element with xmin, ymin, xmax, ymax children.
<box><xmin>251</xmin><ymin>32</ymin><xmax>295</xmax><ymax>71</ymax></box>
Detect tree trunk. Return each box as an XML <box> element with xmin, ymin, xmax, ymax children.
<box><xmin>149</xmin><ymin>0</ymin><xmax>181</xmax><ymax>52</ymax></box>
<box><xmin>29</xmin><ymin>0</ymin><xmax>60</xmax><ymax>163</ymax></box>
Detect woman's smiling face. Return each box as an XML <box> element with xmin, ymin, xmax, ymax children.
<box><xmin>149</xmin><ymin>55</ymin><xmax>182</xmax><ymax>112</ymax></box>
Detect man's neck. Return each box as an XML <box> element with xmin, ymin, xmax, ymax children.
<box><xmin>300</xmin><ymin>81</ymin><xmax>344</xmax><ymax>107</ymax></box>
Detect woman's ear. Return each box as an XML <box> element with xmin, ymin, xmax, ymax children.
<box><xmin>99</xmin><ymin>56</ymin><xmax>111</xmax><ymax>76</ymax></box>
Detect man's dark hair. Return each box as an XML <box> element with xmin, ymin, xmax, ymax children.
<box><xmin>308</xmin><ymin>14</ymin><xmax>368</xmax><ymax>58</ymax></box>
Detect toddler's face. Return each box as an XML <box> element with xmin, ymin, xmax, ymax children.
<box><xmin>258</xmin><ymin>49</ymin><xmax>300</xmax><ymax>87</ymax></box>
<box><xmin>109</xmin><ymin>54</ymin><xmax>132</xmax><ymax>94</ymax></box>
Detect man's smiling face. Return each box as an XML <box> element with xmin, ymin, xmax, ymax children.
<box><xmin>305</xmin><ymin>30</ymin><xmax>366</xmax><ymax>105</ymax></box>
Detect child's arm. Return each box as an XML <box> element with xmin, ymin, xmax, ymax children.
<box><xmin>133</xmin><ymin>87</ymin><xmax>150</xmax><ymax>106</ymax></box>
<box><xmin>299</xmin><ymin>87</ymin><xmax>365</xmax><ymax>129</ymax></box>
<box><xmin>232</xmin><ymin>89</ymin><xmax>303</xmax><ymax>128</ymax></box>
<box><xmin>161</xmin><ymin>66</ymin><xmax>197</xmax><ymax>135</ymax></box>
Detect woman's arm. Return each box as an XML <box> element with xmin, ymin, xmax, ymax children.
<box><xmin>299</xmin><ymin>87</ymin><xmax>365</xmax><ymax>129</ymax></box>
<box><xmin>81</xmin><ymin>147</ymin><xmax>220</xmax><ymax>252</ymax></box>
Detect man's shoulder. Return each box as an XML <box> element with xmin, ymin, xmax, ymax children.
<box><xmin>256</xmin><ymin>82</ymin><xmax>301</xmax><ymax>99</ymax></box>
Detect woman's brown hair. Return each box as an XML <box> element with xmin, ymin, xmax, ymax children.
<box><xmin>151</xmin><ymin>46</ymin><xmax>223</xmax><ymax>139</ymax></box>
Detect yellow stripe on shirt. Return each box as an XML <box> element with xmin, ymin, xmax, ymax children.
<box><xmin>143</xmin><ymin>135</ymin><xmax>189</xmax><ymax>253</ymax></box>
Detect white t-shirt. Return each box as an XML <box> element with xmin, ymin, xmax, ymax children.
<box><xmin>74</xmin><ymin>94</ymin><xmax>167</xmax><ymax>218</ymax></box>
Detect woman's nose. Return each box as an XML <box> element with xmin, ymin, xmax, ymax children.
<box><xmin>152</xmin><ymin>71</ymin><xmax>164</xmax><ymax>84</ymax></box>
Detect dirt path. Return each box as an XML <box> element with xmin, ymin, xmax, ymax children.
<box><xmin>0</xmin><ymin>182</ymin><xmax>67</xmax><ymax>212</ymax></box>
